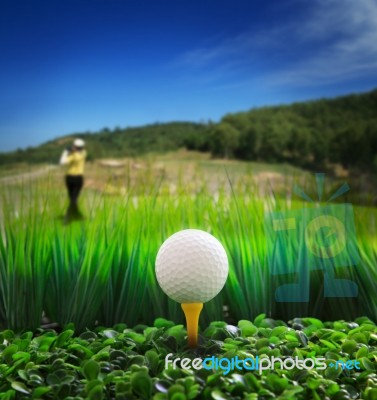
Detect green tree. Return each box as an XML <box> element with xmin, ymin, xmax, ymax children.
<box><xmin>209</xmin><ymin>122</ymin><xmax>240</xmax><ymax>159</ymax></box>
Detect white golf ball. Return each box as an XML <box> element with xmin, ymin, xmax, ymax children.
<box><xmin>155</xmin><ymin>229</ymin><xmax>229</xmax><ymax>303</ymax></box>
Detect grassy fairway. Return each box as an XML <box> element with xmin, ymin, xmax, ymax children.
<box><xmin>0</xmin><ymin>151</ymin><xmax>376</xmax><ymax>330</ymax></box>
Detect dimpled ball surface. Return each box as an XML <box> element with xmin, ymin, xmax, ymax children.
<box><xmin>155</xmin><ymin>229</ymin><xmax>229</xmax><ymax>303</ymax></box>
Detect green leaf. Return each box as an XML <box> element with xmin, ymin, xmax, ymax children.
<box><xmin>125</xmin><ymin>331</ymin><xmax>146</xmax><ymax>345</ymax></box>
<box><xmin>325</xmin><ymin>363</ymin><xmax>342</xmax><ymax>380</ymax></box>
<box><xmin>255</xmin><ymin>338</ymin><xmax>270</xmax><ymax>350</ymax></box>
<box><xmin>83</xmin><ymin>360</ymin><xmax>100</xmax><ymax>380</ymax></box>
<box><xmin>361</xmin><ymin>357</ymin><xmax>375</xmax><ymax>371</ymax></box>
<box><xmin>270</xmin><ymin>326</ymin><xmax>288</xmax><ymax>337</ymax></box>
<box><xmin>80</xmin><ymin>331</ymin><xmax>98</xmax><ymax>341</ymax></box>
<box><xmin>12</xmin><ymin>352</ymin><xmax>31</xmax><ymax>363</ymax></box>
<box><xmin>131</xmin><ymin>371</ymin><xmax>152</xmax><ymax>399</ymax></box>
<box><xmin>168</xmin><ymin>383</ymin><xmax>186</xmax><ymax>398</ymax></box>
<box><xmin>56</xmin><ymin>329</ymin><xmax>74</xmax><ymax>347</ymax></box>
<box><xmin>102</xmin><ymin>329</ymin><xmax>118</xmax><ymax>339</ymax></box>
<box><xmin>86</xmin><ymin>379</ymin><xmax>104</xmax><ymax>394</ymax></box>
<box><xmin>129</xmin><ymin>355</ymin><xmax>145</xmax><ymax>366</ymax></box>
<box><xmin>170</xmin><ymin>394</ymin><xmax>187</xmax><ymax>400</ymax></box>
<box><xmin>330</xmin><ymin>331</ymin><xmax>347</xmax><ymax>342</ymax></box>
<box><xmin>14</xmin><ymin>338</ymin><xmax>31</xmax><ymax>352</ymax></box>
<box><xmin>1</xmin><ymin>330</ymin><xmax>15</xmax><ymax>342</ymax></box>
<box><xmin>349</xmin><ymin>332</ymin><xmax>368</xmax><ymax>345</ymax></box>
<box><xmin>356</xmin><ymin>346</ymin><xmax>369</xmax><ymax>359</ymax></box>
<box><xmin>87</xmin><ymin>384</ymin><xmax>104</xmax><ymax>400</ymax></box>
<box><xmin>366</xmin><ymin>388</ymin><xmax>377</xmax><ymax>400</ymax></box>
<box><xmin>116</xmin><ymin>381</ymin><xmax>130</xmax><ymax>395</ymax></box>
<box><xmin>266</xmin><ymin>374</ymin><xmax>288</xmax><ymax>394</ymax></box>
<box><xmin>2</xmin><ymin>345</ymin><xmax>18</xmax><ymax>363</ymax></box>
<box><xmin>326</xmin><ymin>383</ymin><xmax>340</xmax><ymax>396</ymax></box>
<box><xmin>253</xmin><ymin>314</ymin><xmax>266</xmax><ymax>327</ymax></box>
<box><xmin>238</xmin><ymin>320</ymin><xmax>257</xmax><ymax>337</ymax></box>
<box><xmin>69</xmin><ymin>343</ymin><xmax>94</xmax><ymax>358</ymax></box>
<box><xmin>145</xmin><ymin>350</ymin><xmax>159</xmax><ymax>374</ymax></box>
<box><xmin>341</xmin><ymin>340</ymin><xmax>358</xmax><ymax>355</ymax></box>
<box><xmin>285</xmin><ymin>334</ymin><xmax>299</xmax><ymax>343</ymax></box>
<box><xmin>154</xmin><ymin>318</ymin><xmax>175</xmax><ymax>329</ymax></box>
<box><xmin>166</xmin><ymin>325</ymin><xmax>186</xmax><ymax>343</ymax></box>
<box><xmin>154</xmin><ymin>394</ymin><xmax>168</xmax><ymax>400</ymax></box>
<box><xmin>32</xmin><ymin>387</ymin><xmax>52</xmax><ymax>399</ymax></box>
<box><xmin>244</xmin><ymin>373</ymin><xmax>261</xmax><ymax>391</ymax></box>
<box><xmin>307</xmin><ymin>377</ymin><xmax>321</xmax><ymax>390</ymax></box>
<box><xmin>11</xmin><ymin>381</ymin><xmax>30</xmax><ymax>395</ymax></box>
<box><xmin>302</xmin><ymin>318</ymin><xmax>324</xmax><ymax>329</ymax></box>
<box><xmin>319</xmin><ymin>339</ymin><xmax>337</xmax><ymax>349</ymax></box>
<box><xmin>35</xmin><ymin>336</ymin><xmax>56</xmax><ymax>352</ymax></box>
<box><xmin>46</xmin><ymin>373</ymin><xmax>61</xmax><ymax>386</ymax></box>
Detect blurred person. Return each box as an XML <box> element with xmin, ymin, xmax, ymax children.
<box><xmin>60</xmin><ymin>138</ymin><xmax>87</xmax><ymax>223</ymax></box>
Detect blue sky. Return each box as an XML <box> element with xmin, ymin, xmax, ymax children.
<box><xmin>1</xmin><ymin>0</ymin><xmax>376</xmax><ymax>151</ymax></box>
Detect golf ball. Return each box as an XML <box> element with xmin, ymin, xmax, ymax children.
<box><xmin>155</xmin><ymin>229</ymin><xmax>229</xmax><ymax>303</ymax></box>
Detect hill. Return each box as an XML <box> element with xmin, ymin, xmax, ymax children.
<box><xmin>195</xmin><ymin>88</ymin><xmax>377</xmax><ymax>174</ymax></box>
<box><xmin>1</xmin><ymin>88</ymin><xmax>376</xmax><ymax>174</ymax></box>
<box><xmin>0</xmin><ymin>122</ymin><xmax>207</xmax><ymax>165</ymax></box>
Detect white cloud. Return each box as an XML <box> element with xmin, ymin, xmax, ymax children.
<box><xmin>273</xmin><ymin>0</ymin><xmax>377</xmax><ymax>85</ymax></box>
<box><xmin>173</xmin><ymin>0</ymin><xmax>377</xmax><ymax>88</ymax></box>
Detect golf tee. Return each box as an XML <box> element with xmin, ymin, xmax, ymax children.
<box><xmin>181</xmin><ymin>303</ymin><xmax>203</xmax><ymax>348</ymax></box>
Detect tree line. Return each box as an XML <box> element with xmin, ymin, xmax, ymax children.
<box><xmin>1</xmin><ymin>88</ymin><xmax>376</xmax><ymax>174</ymax></box>
<box><xmin>186</xmin><ymin>88</ymin><xmax>377</xmax><ymax>173</ymax></box>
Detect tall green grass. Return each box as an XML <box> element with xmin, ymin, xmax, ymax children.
<box><xmin>0</xmin><ymin>168</ymin><xmax>376</xmax><ymax>332</ymax></box>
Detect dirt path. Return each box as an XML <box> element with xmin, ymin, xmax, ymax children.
<box><xmin>0</xmin><ymin>165</ymin><xmax>58</xmax><ymax>184</ymax></box>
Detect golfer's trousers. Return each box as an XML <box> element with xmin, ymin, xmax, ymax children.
<box><xmin>65</xmin><ymin>175</ymin><xmax>84</xmax><ymax>219</ymax></box>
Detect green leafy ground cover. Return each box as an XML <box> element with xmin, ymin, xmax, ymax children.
<box><xmin>0</xmin><ymin>316</ymin><xmax>376</xmax><ymax>400</ymax></box>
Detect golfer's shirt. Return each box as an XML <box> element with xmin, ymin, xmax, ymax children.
<box><xmin>60</xmin><ymin>150</ymin><xmax>87</xmax><ymax>175</ymax></box>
